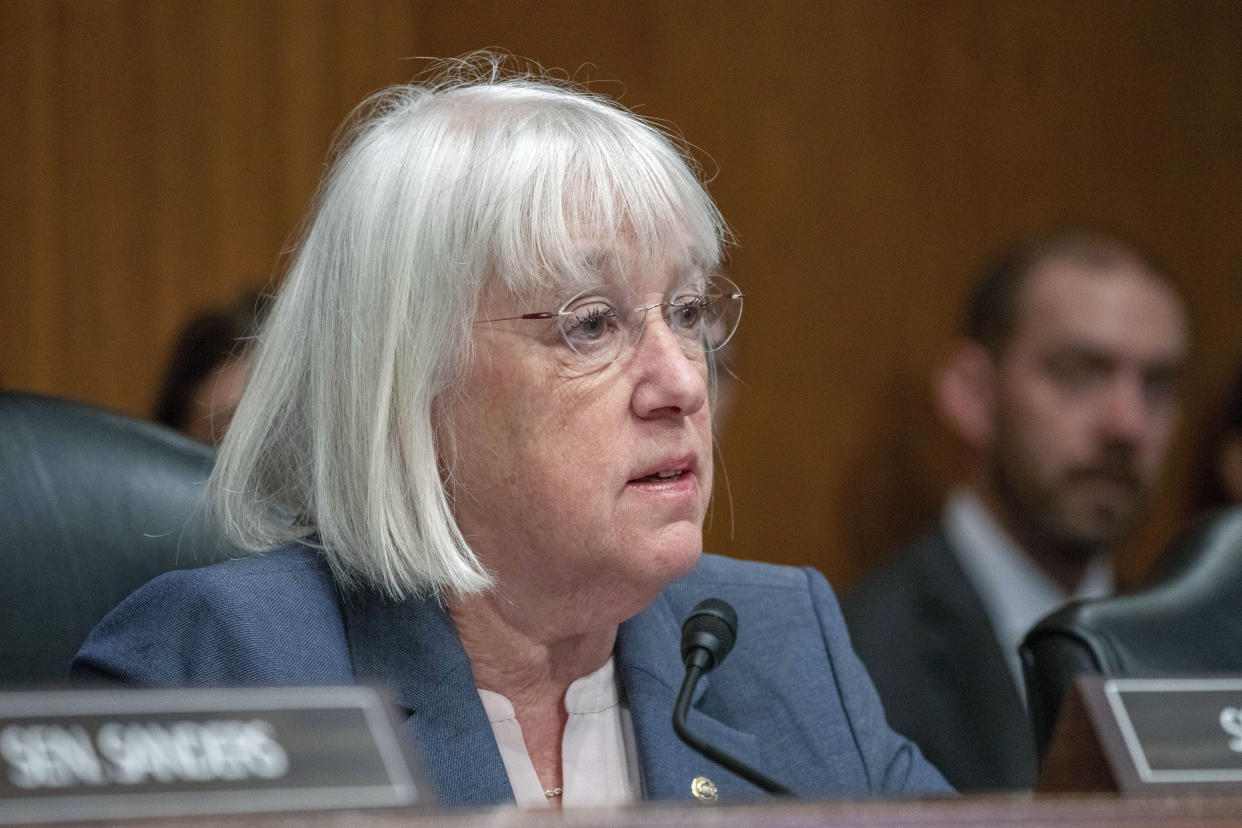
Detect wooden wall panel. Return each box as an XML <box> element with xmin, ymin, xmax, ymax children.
<box><xmin>2</xmin><ymin>1</ymin><xmax>1240</xmax><ymax>588</ymax></box>
<box><xmin>0</xmin><ymin>0</ymin><xmax>420</xmax><ymax>412</ymax></box>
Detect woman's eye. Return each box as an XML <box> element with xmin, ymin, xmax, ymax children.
<box><xmin>562</xmin><ymin>304</ymin><xmax>618</xmax><ymax>343</ymax></box>
<box><xmin>670</xmin><ymin>296</ymin><xmax>710</xmax><ymax>331</ymax></box>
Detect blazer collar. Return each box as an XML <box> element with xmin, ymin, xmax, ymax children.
<box><xmin>338</xmin><ymin>591</ymin><xmax>514</xmax><ymax>807</ymax></box>
<box><xmin>338</xmin><ymin>583</ymin><xmax>772</xmax><ymax>808</ymax></box>
<box><xmin>616</xmin><ymin>590</ymin><xmax>770</xmax><ymax>803</ymax></box>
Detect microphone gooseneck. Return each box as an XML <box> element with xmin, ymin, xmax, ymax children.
<box><xmin>672</xmin><ymin>598</ymin><xmax>795</xmax><ymax>796</ymax></box>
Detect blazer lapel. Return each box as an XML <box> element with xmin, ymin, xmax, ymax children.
<box><xmin>917</xmin><ymin>535</ymin><xmax>1037</xmax><ymax>784</ymax></box>
<box><xmin>337</xmin><ymin>583</ymin><xmax>779</xmax><ymax>805</ymax></box>
<box><xmin>616</xmin><ymin>592</ymin><xmax>768</xmax><ymax>803</ymax></box>
<box><xmin>338</xmin><ymin>591</ymin><xmax>514</xmax><ymax>807</ymax></box>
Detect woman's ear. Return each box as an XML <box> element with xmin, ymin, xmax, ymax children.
<box><xmin>934</xmin><ymin>339</ymin><xmax>997</xmax><ymax>451</ymax></box>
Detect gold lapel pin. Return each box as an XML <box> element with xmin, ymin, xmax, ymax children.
<box><xmin>691</xmin><ymin>776</ymin><xmax>718</xmax><ymax>803</ymax></box>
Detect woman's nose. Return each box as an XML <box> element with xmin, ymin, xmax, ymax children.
<box><xmin>628</xmin><ymin>311</ymin><xmax>708</xmax><ymax>420</ymax></box>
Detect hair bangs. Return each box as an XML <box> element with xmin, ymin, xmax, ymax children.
<box><xmin>457</xmin><ymin>88</ymin><xmax>726</xmax><ymax>300</ymax></box>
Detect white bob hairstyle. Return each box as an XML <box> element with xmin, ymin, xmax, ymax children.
<box><xmin>210</xmin><ymin>57</ymin><xmax>730</xmax><ymax>600</ymax></box>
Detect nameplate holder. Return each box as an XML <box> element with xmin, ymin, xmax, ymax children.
<box><xmin>1039</xmin><ymin>675</ymin><xmax>1242</xmax><ymax>794</ymax></box>
<box><xmin>0</xmin><ymin>685</ymin><xmax>430</xmax><ymax>824</ymax></box>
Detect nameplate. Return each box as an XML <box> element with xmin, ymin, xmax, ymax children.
<box><xmin>1039</xmin><ymin>675</ymin><xmax>1242</xmax><ymax>793</ymax></box>
<box><xmin>0</xmin><ymin>685</ymin><xmax>429</xmax><ymax>824</ymax></box>
<box><xmin>1105</xmin><ymin>677</ymin><xmax>1242</xmax><ymax>784</ymax></box>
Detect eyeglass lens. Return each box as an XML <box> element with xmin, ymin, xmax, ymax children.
<box><xmin>556</xmin><ymin>277</ymin><xmax>742</xmax><ymax>367</ymax></box>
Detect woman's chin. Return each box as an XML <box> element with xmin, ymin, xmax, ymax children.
<box><xmin>633</xmin><ymin>533</ymin><xmax>704</xmax><ymax>591</ymax></box>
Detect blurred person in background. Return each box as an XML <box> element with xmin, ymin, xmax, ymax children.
<box><xmin>842</xmin><ymin>231</ymin><xmax>1188</xmax><ymax>791</ymax></box>
<box><xmin>153</xmin><ymin>289</ymin><xmax>269</xmax><ymax>444</ymax></box>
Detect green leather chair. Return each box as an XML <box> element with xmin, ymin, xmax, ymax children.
<box><xmin>0</xmin><ymin>391</ymin><xmax>235</xmax><ymax>687</ymax></box>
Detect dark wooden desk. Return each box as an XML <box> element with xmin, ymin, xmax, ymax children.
<box><xmin>103</xmin><ymin>794</ymin><xmax>1242</xmax><ymax>827</ymax></box>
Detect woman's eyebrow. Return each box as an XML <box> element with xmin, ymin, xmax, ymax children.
<box><xmin>551</xmin><ymin>250</ymin><xmax>615</xmax><ymax>289</ymax></box>
<box><xmin>672</xmin><ymin>261</ymin><xmax>720</xmax><ymax>287</ymax></box>
<box><xmin>549</xmin><ymin>248</ymin><xmax>718</xmax><ymax>295</ymax></box>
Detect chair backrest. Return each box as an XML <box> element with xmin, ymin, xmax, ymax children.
<box><xmin>1020</xmin><ymin>507</ymin><xmax>1242</xmax><ymax>757</ymax></box>
<box><xmin>0</xmin><ymin>391</ymin><xmax>236</xmax><ymax>687</ymax></box>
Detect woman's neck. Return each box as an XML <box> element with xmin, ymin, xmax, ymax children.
<box><xmin>450</xmin><ymin>591</ymin><xmax>618</xmax><ymax>701</ymax></box>
<box><xmin>448</xmin><ymin>591</ymin><xmax>619</xmax><ymax>799</ymax></box>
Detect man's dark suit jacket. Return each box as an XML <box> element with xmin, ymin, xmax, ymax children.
<box><xmin>72</xmin><ymin>546</ymin><xmax>949</xmax><ymax>805</ymax></box>
<box><xmin>840</xmin><ymin>529</ymin><xmax>1036</xmax><ymax>791</ymax></box>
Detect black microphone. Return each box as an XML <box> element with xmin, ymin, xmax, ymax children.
<box><xmin>672</xmin><ymin>598</ymin><xmax>794</xmax><ymax>796</ymax></box>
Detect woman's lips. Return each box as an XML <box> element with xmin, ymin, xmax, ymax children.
<box><xmin>626</xmin><ymin>469</ymin><xmax>698</xmax><ymax>499</ymax></box>
<box><xmin>631</xmin><ymin>468</ymin><xmax>687</xmax><ymax>483</ymax></box>
<box><xmin>628</xmin><ymin>453</ymin><xmax>697</xmax><ymax>484</ymax></box>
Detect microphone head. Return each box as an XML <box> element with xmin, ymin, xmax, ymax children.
<box><xmin>680</xmin><ymin>598</ymin><xmax>738</xmax><ymax>672</ymax></box>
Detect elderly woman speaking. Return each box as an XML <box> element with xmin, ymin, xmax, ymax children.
<box><xmin>74</xmin><ymin>59</ymin><xmax>948</xmax><ymax>807</ymax></box>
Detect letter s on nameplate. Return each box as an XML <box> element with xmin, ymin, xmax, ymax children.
<box><xmin>0</xmin><ymin>686</ymin><xmax>431</xmax><ymax>823</ymax></box>
<box><xmin>1221</xmin><ymin>707</ymin><xmax>1242</xmax><ymax>753</ymax></box>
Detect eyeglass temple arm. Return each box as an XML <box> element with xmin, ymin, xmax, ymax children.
<box><xmin>477</xmin><ymin>311</ymin><xmax>561</xmax><ymax>323</ymax></box>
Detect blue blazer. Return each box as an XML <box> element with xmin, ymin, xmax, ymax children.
<box><xmin>72</xmin><ymin>547</ymin><xmax>950</xmax><ymax>805</ymax></box>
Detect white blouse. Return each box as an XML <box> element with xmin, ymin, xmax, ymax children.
<box><xmin>476</xmin><ymin>656</ymin><xmax>642</xmax><ymax>808</ymax></box>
